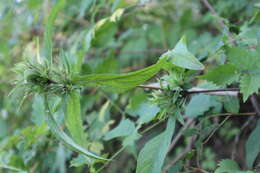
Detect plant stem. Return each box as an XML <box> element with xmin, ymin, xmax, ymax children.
<box><xmin>250</xmin><ymin>93</ymin><xmax>260</xmax><ymax>117</ymax></box>
<box><xmin>163</xmin><ymin>135</ymin><xmax>196</xmax><ymax>172</ymax></box>
<box><xmin>138</xmin><ymin>84</ymin><xmax>240</xmax><ymax>96</ymax></box>
<box><xmin>231</xmin><ymin>116</ymin><xmax>255</xmax><ymax>159</ymax></box>
<box><xmin>208</xmin><ymin>112</ymin><xmax>256</xmax><ymax>118</ymax></box>
<box><xmin>167</xmin><ymin>119</ymin><xmax>194</xmax><ymax>154</ymax></box>
<box><xmin>203</xmin><ymin>116</ymin><xmax>230</xmax><ymax>144</ymax></box>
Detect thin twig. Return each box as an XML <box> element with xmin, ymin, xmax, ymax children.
<box><xmin>100</xmin><ymin>91</ymin><xmax>126</xmax><ymax>117</ymax></box>
<box><xmin>208</xmin><ymin>112</ymin><xmax>256</xmax><ymax>118</ymax></box>
<box><xmin>203</xmin><ymin>116</ymin><xmax>230</xmax><ymax>144</ymax></box>
<box><xmin>167</xmin><ymin>119</ymin><xmax>194</xmax><ymax>154</ymax></box>
<box><xmin>186</xmin><ymin>87</ymin><xmax>239</xmax><ymax>96</ymax></box>
<box><xmin>163</xmin><ymin>135</ymin><xmax>196</xmax><ymax>172</ymax></box>
<box><xmin>163</xmin><ymin>148</ymin><xmax>192</xmax><ymax>172</ymax></box>
<box><xmin>201</xmin><ymin>0</ymin><xmax>226</xmax><ymax>29</ymax></box>
<box><xmin>231</xmin><ymin>116</ymin><xmax>255</xmax><ymax>159</ymax></box>
<box><xmin>138</xmin><ymin>84</ymin><xmax>162</xmax><ymax>90</ymax></box>
<box><xmin>201</xmin><ymin>0</ymin><xmax>235</xmax><ymax>44</ymax></box>
<box><xmin>96</xmin><ymin>147</ymin><xmax>126</xmax><ymax>173</ymax></box>
<box><xmin>138</xmin><ymin>84</ymin><xmax>240</xmax><ymax>97</ymax></box>
<box><xmin>140</xmin><ymin>119</ymin><xmax>165</xmax><ymax>134</ymax></box>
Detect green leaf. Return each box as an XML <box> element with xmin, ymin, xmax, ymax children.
<box><xmin>70</xmin><ymin>154</ymin><xmax>92</xmax><ymax>167</ymax></box>
<box><xmin>137</xmin><ymin>102</ymin><xmax>160</xmax><ymax>125</ymax></box>
<box><xmin>44</xmin><ymin>95</ymin><xmax>109</xmax><ymax>161</ymax></box>
<box><xmin>226</xmin><ymin>47</ymin><xmax>260</xmax><ymax>70</ymax></box>
<box><xmin>162</xmin><ymin>36</ymin><xmax>204</xmax><ymax>70</ymax></box>
<box><xmin>122</xmin><ymin>130</ymin><xmax>141</xmax><ymax>147</ymax></box>
<box><xmin>223</xmin><ymin>96</ymin><xmax>240</xmax><ymax>113</ymax></box>
<box><xmin>215</xmin><ymin>159</ymin><xmax>240</xmax><ymax>173</ymax></box>
<box><xmin>65</xmin><ymin>90</ymin><xmax>87</xmax><ymax>146</ymax></box>
<box><xmin>126</xmin><ymin>91</ymin><xmax>160</xmax><ymax>124</ymax></box>
<box><xmin>185</xmin><ymin>94</ymin><xmax>212</xmax><ymax>118</ymax></box>
<box><xmin>126</xmin><ymin>91</ymin><xmax>148</xmax><ymax>117</ymax></box>
<box><xmin>72</xmin><ymin>59</ymin><xmax>165</xmax><ymax>93</ymax></box>
<box><xmin>246</xmin><ymin>119</ymin><xmax>260</xmax><ymax>169</ymax></box>
<box><xmin>78</xmin><ymin>0</ymin><xmax>94</xmax><ymax>18</ymax></box>
<box><xmin>94</xmin><ymin>57</ymin><xmax>119</xmax><ymax>74</ymax></box>
<box><xmin>200</xmin><ymin>64</ymin><xmax>238</xmax><ymax>85</ymax></box>
<box><xmin>104</xmin><ymin>119</ymin><xmax>136</xmax><ymax>140</ymax></box>
<box><xmin>239</xmin><ymin>72</ymin><xmax>260</xmax><ymax>101</ymax></box>
<box><xmin>136</xmin><ymin>117</ymin><xmax>176</xmax><ymax>173</ymax></box>
<box><xmin>43</xmin><ymin>0</ymin><xmax>65</xmax><ymax>63</ymax></box>
<box><xmin>31</xmin><ymin>94</ymin><xmax>45</xmax><ymax>125</ymax></box>
<box><xmin>119</xmin><ymin>37</ymin><xmax>147</xmax><ymax>66</ymax></box>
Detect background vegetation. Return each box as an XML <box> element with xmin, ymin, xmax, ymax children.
<box><xmin>0</xmin><ymin>0</ymin><xmax>260</xmax><ymax>172</ymax></box>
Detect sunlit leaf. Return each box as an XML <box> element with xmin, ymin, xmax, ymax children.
<box><xmin>162</xmin><ymin>36</ymin><xmax>205</xmax><ymax>70</ymax></box>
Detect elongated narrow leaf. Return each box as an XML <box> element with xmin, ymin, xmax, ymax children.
<box><xmin>43</xmin><ymin>0</ymin><xmax>65</xmax><ymax>62</ymax></box>
<box><xmin>163</xmin><ymin>36</ymin><xmax>204</xmax><ymax>70</ymax></box>
<box><xmin>136</xmin><ymin>116</ymin><xmax>176</xmax><ymax>173</ymax></box>
<box><xmin>65</xmin><ymin>90</ymin><xmax>87</xmax><ymax>146</ymax></box>
<box><xmin>246</xmin><ymin>119</ymin><xmax>260</xmax><ymax>169</ymax></box>
<box><xmin>72</xmin><ymin>60</ymin><xmax>165</xmax><ymax>93</ymax></box>
<box><xmin>44</xmin><ymin>95</ymin><xmax>109</xmax><ymax>161</ymax></box>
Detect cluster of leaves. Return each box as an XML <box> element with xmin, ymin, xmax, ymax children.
<box><xmin>0</xmin><ymin>0</ymin><xmax>260</xmax><ymax>173</ymax></box>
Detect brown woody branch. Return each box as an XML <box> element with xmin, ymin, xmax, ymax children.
<box><xmin>250</xmin><ymin>93</ymin><xmax>260</xmax><ymax>117</ymax></box>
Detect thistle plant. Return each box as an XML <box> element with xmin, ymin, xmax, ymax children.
<box><xmin>14</xmin><ymin>59</ymin><xmax>73</xmax><ymax>97</ymax></box>
<box><xmin>4</xmin><ymin>0</ymin><xmax>260</xmax><ymax>172</ymax></box>
<box><xmin>11</xmin><ymin>0</ymin><xmax>205</xmax><ymax>167</ymax></box>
